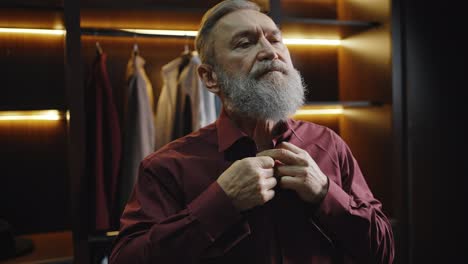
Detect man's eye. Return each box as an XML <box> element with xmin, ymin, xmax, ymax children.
<box><xmin>237</xmin><ymin>42</ymin><xmax>252</xmax><ymax>49</ymax></box>
<box><xmin>270</xmin><ymin>38</ymin><xmax>282</xmax><ymax>45</ymax></box>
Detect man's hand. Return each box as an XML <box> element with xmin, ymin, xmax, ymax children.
<box><xmin>257</xmin><ymin>142</ymin><xmax>329</xmax><ymax>204</ymax></box>
<box><xmin>217</xmin><ymin>156</ymin><xmax>277</xmax><ymax>211</ymax></box>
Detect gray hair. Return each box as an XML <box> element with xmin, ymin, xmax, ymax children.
<box><xmin>195</xmin><ymin>0</ymin><xmax>260</xmax><ymax>65</ymax></box>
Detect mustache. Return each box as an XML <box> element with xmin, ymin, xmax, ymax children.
<box><xmin>250</xmin><ymin>60</ymin><xmax>289</xmax><ymax>79</ymax></box>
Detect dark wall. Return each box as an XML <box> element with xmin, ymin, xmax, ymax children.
<box><xmin>393</xmin><ymin>0</ymin><xmax>467</xmax><ymax>262</ymax></box>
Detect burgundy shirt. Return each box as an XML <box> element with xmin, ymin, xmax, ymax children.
<box><xmin>110</xmin><ymin>111</ymin><xmax>394</xmax><ymax>263</ymax></box>
<box><xmin>86</xmin><ymin>53</ymin><xmax>121</xmax><ymax>230</ymax></box>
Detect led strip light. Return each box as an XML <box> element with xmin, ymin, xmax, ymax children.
<box><xmin>0</xmin><ymin>110</ymin><xmax>64</xmax><ymax>121</ymax></box>
<box><xmin>0</xmin><ymin>28</ymin><xmax>65</xmax><ymax>35</ymax></box>
<box><xmin>294</xmin><ymin>108</ymin><xmax>344</xmax><ymax>115</ymax></box>
<box><xmin>0</xmin><ymin>28</ymin><xmax>340</xmax><ymax>46</ymax></box>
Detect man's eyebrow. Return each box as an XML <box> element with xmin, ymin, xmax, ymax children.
<box><xmin>267</xmin><ymin>29</ymin><xmax>282</xmax><ymax>38</ymax></box>
<box><xmin>230</xmin><ymin>29</ymin><xmax>257</xmax><ymax>43</ymax></box>
<box><xmin>230</xmin><ymin>28</ymin><xmax>282</xmax><ymax>44</ymax></box>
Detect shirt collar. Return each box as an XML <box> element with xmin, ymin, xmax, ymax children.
<box><xmin>272</xmin><ymin>118</ymin><xmax>302</xmax><ymax>145</ymax></box>
<box><xmin>216</xmin><ymin>109</ymin><xmax>248</xmax><ymax>152</ymax></box>
<box><xmin>216</xmin><ymin>109</ymin><xmax>302</xmax><ymax>152</ymax></box>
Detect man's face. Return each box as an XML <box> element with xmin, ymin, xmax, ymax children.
<box><xmin>212</xmin><ymin>9</ymin><xmax>293</xmax><ymax>80</ymax></box>
<box><xmin>210</xmin><ymin>9</ymin><xmax>305</xmax><ymax>121</ymax></box>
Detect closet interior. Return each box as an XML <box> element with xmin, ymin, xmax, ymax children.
<box><xmin>0</xmin><ymin>0</ymin><xmax>394</xmax><ymax>263</ymax></box>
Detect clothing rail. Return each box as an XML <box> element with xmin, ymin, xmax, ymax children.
<box><xmin>81</xmin><ymin>28</ymin><xmax>196</xmax><ymax>39</ymax></box>
<box><xmin>80</xmin><ymin>28</ymin><xmax>344</xmax><ymax>46</ymax></box>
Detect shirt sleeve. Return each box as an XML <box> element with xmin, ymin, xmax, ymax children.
<box><xmin>313</xmin><ymin>133</ymin><xmax>395</xmax><ymax>264</ymax></box>
<box><xmin>109</xmin><ymin>161</ymin><xmax>244</xmax><ymax>264</ymax></box>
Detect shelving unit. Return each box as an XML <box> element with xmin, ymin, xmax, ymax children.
<box><xmin>0</xmin><ymin>0</ymin><xmax>69</xmax><ymax>237</ymax></box>
<box><xmin>77</xmin><ymin>2</ymin><xmax>393</xmax><ymax>261</ymax></box>
<box><xmin>0</xmin><ymin>2</ymin><xmax>72</xmax><ymax>264</ymax></box>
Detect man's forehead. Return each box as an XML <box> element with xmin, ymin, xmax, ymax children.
<box><xmin>214</xmin><ymin>9</ymin><xmax>279</xmax><ymax>37</ymax></box>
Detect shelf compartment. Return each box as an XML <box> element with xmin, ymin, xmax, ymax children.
<box><xmin>282</xmin><ymin>16</ymin><xmax>379</xmax><ymax>39</ymax></box>
<box><xmin>81</xmin><ymin>9</ymin><xmax>377</xmax><ymax>41</ymax></box>
<box><xmin>80</xmin><ymin>0</ymin><xmax>219</xmax><ymax>10</ymax></box>
<box><xmin>280</xmin><ymin>0</ymin><xmax>337</xmax><ymax>19</ymax></box>
<box><xmin>0</xmin><ymin>8</ymin><xmax>63</xmax><ymax>29</ymax></box>
<box><xmin>81</xmin><ymin>8</ymin><xmax>202</xmax><ymax>31</ymax></box>
<box><xmin>303</xmin><ymin>101</ymin><xmax>382</xmax><ymax>108</ymax></box>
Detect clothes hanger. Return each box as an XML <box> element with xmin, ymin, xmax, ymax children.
<box><xmin>94</xmin><ymin>30</ymin><xmax>103</xmax><ymax>56</ymax></box>
<box><xmin>181</xmin><ymin>35</ymin><xmax>191</xmax><ymax>56</ymax></box>
<box><xmin>95</xmin><ymin>41</ymin><xmax>103</xmax><ymax>56</ymax></box>
<box><xmin>178</xmin><ymin>36</ymin><xmax>192</xmax><ymax>74</ymax></box>
<box><xmin>133</xmin><ymin>33</ymin><xmax>139</xmax><ymax>56</ymax></box>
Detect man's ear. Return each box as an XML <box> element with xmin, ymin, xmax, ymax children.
<box><xmin>198</xmin><ymin>64</ymin><xmax>220</xmax><ymax>94</ymax></box>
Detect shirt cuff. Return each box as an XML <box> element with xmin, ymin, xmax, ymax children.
<box><xmin>187</xmin><ymin>181</ymin><xmax>243</xmax><ymax>242</ymax></box>
<box><xmin>316</xmin><ymin>179</ymin><xmax>350</xmax><ymax>221</ymax></box>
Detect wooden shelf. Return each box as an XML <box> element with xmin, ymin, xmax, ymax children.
<box><xmin>81</xmin><ymin>28</ymin><xmax>196</xmax><ymax>39</ymax></box>
<box><xmin>304</xmin><ymin>101</ymin><xmax>383</xmax><ymax>108</ymax></box>
<box><xmin>0</xmin><ymin>8</ymin><xmax>63</xmax><ymax>29</ymax></box>
<box><xmin>81</xmin><ymin>9</ymin><xmax>202</xmax><ymax>31</ymax></box>
<box><xmin>0</xmin><ymin>231</ymin><xmax>73</xmax><ymax>264</ymax></box>
<box><xmin>282</xmin><ymin>16</ymin><xmax>379</xmax><ymax>39</ymax></box>
<box><xmin>284</xmin><ymin>17</ymin><xmax>378</xmax><ymax>27</ymax></box>
<box><xmin>79</xmin><ymin>3</ymin><xmax>378</xmax><ymax>40</ymax></box>
<box><xmin>80</xmin><ymin>0</ymin><xmax>219</xmax><ymax>10</ymax></box>
<box><xmin>280</xmin><ymin>0</ymin><xmax>337</xmax><ymax>19</ymax></box>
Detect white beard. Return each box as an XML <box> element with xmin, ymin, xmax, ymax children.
<box><xmin>216</xmin><ymin>60</ymin><xmax>306</xmax><ymax>122</ymax></box>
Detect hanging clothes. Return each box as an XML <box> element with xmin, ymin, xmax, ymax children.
<box><xmin>154</xmin><ymin>51</ymin><xmax>219</xmax><ymax>149</ymax></box>
<box><xmin>85</xmin><ymin>52</ymin><xmax>122</xmax><ymax>231</ymax></box>
<box><xmin>172</xmin><ymin>52</ymin><xmax>193</xmax><ymax>140</ymax></box>
<box><xmin>119</xmin><ymin>52</ymin><xmax>155</xmax><ymax>215</ymax></box>
<box><xmin>180</xmin><ymin>51</ymin><xmax>218</xmax><ymax>131</ymax></box>
<box><xmin>154</xmin><ymin>56</ymin><xmax>182</xmax><ymax>149</ymax></box>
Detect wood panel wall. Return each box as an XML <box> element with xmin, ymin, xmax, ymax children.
<box><xmin>339</xmin><ymin>106</ymin><xmax>393</xmax><ymax>214</ymax></box>
<box><xmin>0</xmin><ymin>120</ymin><xmax>69</xmax><ymax>234</ymax></box>
<box><xmin>289</xmin><ymin>46</ymin><xmax>339</xmax><ymax>102</ymax></box>
<box><xmin>337</xmin><ymin>0</ymin><xmax>393</xmax><ymax>218</ymax></box>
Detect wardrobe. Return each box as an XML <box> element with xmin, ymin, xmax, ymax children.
<box><xmin>1</xmin><ymin>0</ymin><xmax>405</xmax><ymax>263</ymax></box>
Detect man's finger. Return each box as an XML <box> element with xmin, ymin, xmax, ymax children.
<box><xmin>277</xmin><ymin>165</ymin><xmax>307</xmax><ymax>178</ymax></box>
<box><xmin>279</xmin><ymin>176</ymin><xmax>303</xmax><ymax>191</ymax></box>
<box><xmin>262</xmin><ymin>168</ymin><xmax>274</xmax><ymax>178</ymax></box>
<box><xmin>276</xmin><ymin>141</ymin><xmax>303</xmax><ymax>154</ymax></box>
<box><xmin>257</xmin><ymin>149</ymin><xmax>306</xmax><ymax>166</ymax></box>
<box><xmin>254</xmin><ymin>156</ymin><xmax>275</xmax><ymax>168</ymax></box>
<box><xmin>263</xmin><ymin>176</ymin><xmax>277</xmax><ymax>190</ymax></box>
<box><xmin>262</xmin><ymin>189</ymin><xmax>275</xmax><ymax>203</ymax></box>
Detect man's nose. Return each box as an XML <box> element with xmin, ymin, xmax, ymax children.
<box><xmin>256</xmin><ymin>37</ymin><xmax>278</xmax><ymax>61</ymax></box>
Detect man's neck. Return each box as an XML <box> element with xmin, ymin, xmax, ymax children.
<box><xmin>227</xmin><ymin>110</ymin><xmax>282</xmax><ymax>152</ymax></box>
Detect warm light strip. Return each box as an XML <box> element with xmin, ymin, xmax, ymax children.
<box><xmin>0</xmin><ymin>28</ymin><xmax>65</xmax><ymax>35</ymax></box>
<box><xmin>121</xmin><ymin>29</ymin><xmax>198</xmax><ymax>37</ymax></box>
<box><xmin>0</xmin><ymin>110</ymin><xmax>62</xmax><ymax>121</ymax></box>
<box><xmin>0</xmin><ymin>108</ymin><xmax>342</xmax><ymax>120</ymax></box>
<box><xmin>106</xmin><ymin>231</ymin><xmax>119</xmax><ymax>236</ymax></box>
<box><xmin>294</xmin><ymin>108</ymin><xmax>344</xmax><ymax>115</ymax></box>
<box><xmin>122</xmin><ymin>29</ymin><xmax>340</xmax><ymax>46</ymax></box>
<box><xmin>0</xmin><ymin>28</ymin><xmax>340</xmax><ymax>45</ymax></box>
<box><xmin>283</xmin><ymin>38</ymin><xmax>341</xmax><ymax>46</ymax></box>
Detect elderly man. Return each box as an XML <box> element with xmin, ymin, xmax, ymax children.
<box><xmin>110</xmin><ymin>0</ymin><xmax>395</xmax><ymax>263</ymax></box>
